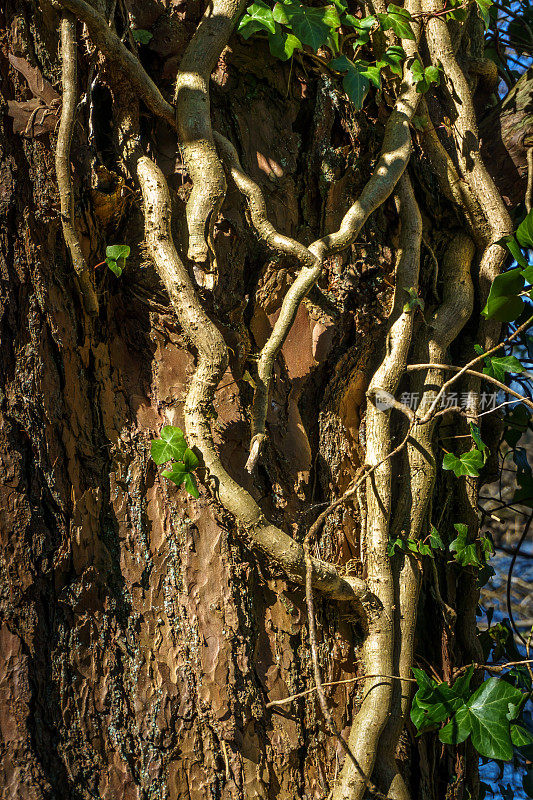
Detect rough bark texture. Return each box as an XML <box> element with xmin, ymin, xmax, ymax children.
<box><xmin>0</xmin><ymin>2</ymin><xmax>530</xmax><ymax>800</ymax></box>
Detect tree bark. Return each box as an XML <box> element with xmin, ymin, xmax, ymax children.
<box><xmin>0</xmin><ymin>3</ymin><xmax>530</xmax><ymax>800</ymax></box>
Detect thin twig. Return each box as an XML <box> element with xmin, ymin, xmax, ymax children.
<box><xmin>506</xmin><ymin>511</ymin><xmax>533</xmax><ymax>647</ymax></box>
<box><xmin>526</xmin><ymin>147</ymin><xmax>533</xmax><ymax>214</ymax></box>
<box><xmin>266</xmin><ymin>673</ymin><xmax>418</xmax><ymax>708</ymax></box>
<box><xmin>406</xmin><ymin>364</ymin><xmax>533</xmax><ymax>414</ymax></box>
<box><xmin>413</xmin><ymin>313</ymin><xmax>533</xmax><ymax>423</ymax></box>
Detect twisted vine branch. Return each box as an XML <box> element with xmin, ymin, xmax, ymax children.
<box><xmin>175</xmin><ymin>0</ymin><xmax>246</xmax><ymax>265</ymax></box>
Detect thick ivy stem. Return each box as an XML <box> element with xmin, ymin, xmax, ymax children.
<box><xmin>119</xmin><ymin>119</ymin><xmax>372</xmax><ymax>608</ymax></box>
<box><xmin>334</xmin><ymin>173</ymin><xmax>422</xmax><ymax>800</ymax></box>
<box><xmin>237</xmin><ymin>50</ymin><xmax>422</xmax><ymax>469</ymax></box>
<box><xmin>422</xmin><ymin>0</ymin><xmax>512</xmax><ymax>341</ymax></box>
<box><xmin>175</xmin><ymin>0</ymin><xmax>246</xmax><ymax>264</ymax></box>
<box><xmin>55</xmin><ymin>12</ymin><xmax>99</xmax><ymax>315</ymax></box>
<box><xmin>373</xmin><ymin>231</ymin><xmax>475</xmax><ymax>800</ymax></box>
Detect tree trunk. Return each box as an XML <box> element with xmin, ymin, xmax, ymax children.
<box><xmin>0</xmin><ymin>2</ymin><xmax>530</xmax><ymax>800</ymax></box>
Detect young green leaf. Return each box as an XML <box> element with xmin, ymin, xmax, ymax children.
<box><xmin>162</xmin><ymin>459</ymin><xmax>200</xmax><ymax>498</ymax></box>
<box><xmin>273</xmin><ymin>2</ymin><xmax>338</xmax><ymax>51</ymax></box>
<box><xmin>105</xmin><ymin>244</ymin><xmax>130</xmax><ymax>277</ymax></box>
<box><xmin>511</xmin><ymin>724</ymin><xmax>533</xmax><ymax>748</ymax></box>
<box><xmin>150</xmin><ymin>426</ymin><xmax>187</xmax><ymax>465</ymax></box>
<box><xmin>475</xmin><ymin>0</ymin><xmax>494</xmax><ymax>28</ymax></box>
<box><xmin>183</xmin><ymin>472</ymin><xmax>200</xmax><ymax>499</ymax></box>
<box><xmin>268</xmin><ymin>26</ymin><xmax>302</xmax><ymax>59</ymax></box>
<box><xmin>497</xmin><ymin>234</ymin><xmax>529</xmax><ymax>268</ymax></box>
<box><xmin>403</xmin><ymin>286</ymin><xmax>424</xmax><ymax>312</ymax></box>
<box><xmin>469</xmin><ymin>422</ymin><xmax>487</xmax><ymax>456</ymax></box>
<box><xmin>183</xmin><ymin>447</ymin><xmax>200</xmax><ymax>472</ymax></box>
<box><xmin>342</xmin><ymin>13</ymin><xmax>376</xmax><ymax>44</ymax></box>
<box><xmin>132</xmin><ymin>29</ymin><xmax>153</xmax><ymax>44</ymax></box>
<box><xmin>429</xmin><ymin>525</ymin><xmax>445</xmax><ymax>550</ymax></box>
<box><xmin>409</xmin><ymin>58</ymin><xmax>441</xmax><ymax>93</ymax></box>
<box><xmin>411</xmin><ymin>666</ymin><xmax>474</xmax><ymax>733</ymax></box>
<box><xmin>449</xmin><ymin>524</ymin><xmax>492</xmax><ymax>569</ymax></box>
<box><xmin>443</xmin><ymin>449</ymin><xmax>485</xmax><ymax>478</ymax></box>
<box><xmin>483</xmin><ymin>354</ymin><xmax>525</xmax><ymax>383</ymax></box>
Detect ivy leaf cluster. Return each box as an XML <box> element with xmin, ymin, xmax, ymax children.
<box><xmin>412</xmin><ymin>669</ymin><xmax>531</xmax><ymax>762</ymax></box>
<box><xmin>449</xmin><ymin>523</ymin><xmax>493</xmax><ymax>570</ymax></box>
<box><xmin>387</xmin><ymin>536</ymin><xmax>433</xmax><ymax>557</ymax></box>
<box><xmin>387</xmin><ymin>524</ymin><xmax>445</xmax><ymax>559</ymax></box>
<box><xmin>376</xmin><ymin>3</ymin><xmax>415</xmax><ymax>39</ymax></box>
<box><xmin>409</xmin><ymin>57</ymin><xmax>441</xmax><ymax>93</ymax></box>
<box><xmin>442</xmin><ymin>423</ymin><xmax>488</xmax><ymax>478</ymax></box>
<box><xmin>237</xmin><ymin>0</ymin><xmax>416</xmax><ymax>109</ymax></box>
<box><xmin>439</xmin><ymin>678</ymin><xmax>528</xmax><ymax>761</ymax></box>
<box><xmin>151</xmin><ymin>426</ymin><xmax>200</xmax><ymax>498</ymax></box>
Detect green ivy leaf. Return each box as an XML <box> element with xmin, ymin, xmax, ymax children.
<box><xmin>331</xmin><ymin>55</ymin><xmax>370</xmax><ymax>109</ymax></box>
<box><xmin>239</xmin><ymin>0</ymin><xmax>277</xmax><ymax>37</ymax></box>
<box><xmin>439</xmin><ymin>703</ymin><xmax>472</xmax><ymax>744</ymax></box>
<box><xmin>378</xmin><ymin>44</ymin><xmax>406</xmax><ymax>76</ymax></box>
<box><xmin>482</xmin><ymin>267</ymin><xmax>525</xmax><ymax>321</ymax></box>
<box><xmin>483</xmin><ymin>354</ymin><xmax>525</xmax><ymax>384</ymax></box>
<box><xmin>449</xmin><ymin>523</ymin><xmax>489</xmax><ymax>569</ymax></box>
<box><xmin>377</xmin><ymin>4</ymin><xmax>415</xmax><ymax>40</ymax></box>
<box><xmin>105</xmin><ymin>244</ymin><xmax>130</xmax><ymax>277</ymax></box>
<box><xmin>182</xmin><ymin>447</ymin><xmax>200</xmax><ymax>472</ymax></box>
<box><xmin>183</xmin><ymin>472</ymin><xmax>200</xmax><ymax>499</ymax></box>
<box><xmin>410</xmin><ymin>58</ymin><xmax>441</xmax><ymax>93</ymax></box>
<box><xmin>475</xmin><ymin>0</ymin><xmax>493</xmax><ymax>28</ymax></box>
<box><xmin>516</xmin><ymin>209</ymin><xmax>533</xmax><ymax>250</ymax></box>
<box><xmin>342</xmin><ymin>13</ymin><xmax>376</xmax><ymax>44</ymax></box>
<box><xmin>439</xmin><ymin>678</ymin><xmax>523</xmax><ymax>761</ymax></box>
<box><xmin>411</xmin><ymin>666</ymin><xmax>474</xmax><ymax>733</ymax></box>
<box><xmin>511</xmin><ymin>724</ymin><xmax>533</xmax><ymax>748</ymax></box>
<box><xmin>132</xmin><ymin>29</ymin><xmax>153</xmax><ymax>44</ymax></box>
<box><xmin>268</xmin><ymin>25</ymin><xmax>302</xmax><ymax>58</ymax></box>
<box><xmin>388</xmin><ymin>536</ymin><xmax>408</xmax><ymax>556</ymax></box>
<box><xmin>162</xmin><ymin>456</ymin><xmax>200</xmax><ymax>499</ymax></box>
<box><xmin>429</xmin><ymin>525</ymin><xmax>445</xmax><ymax>550</ymax></box>
<box><xmin>443</xmin><ymin>449</ymin><xmax>485</xmax><ymax>478</ymax></box>
<box><xmin>497</xmin><ymin>235</ymin><xmax>529</xmax><ymax>268</ymax></box>
<box><xmin>469</xmin><ymin>423</ymin><xmax>487</xmax><ymax>457</ymax></box>
<box><xmin>162</xmin><ymin>460</ymin><xmax>189</xmax><ymax>487</ymax></box>
<box><xmin>106</xmin><ymin>244</ymin><xmax>130</xmax><ymax>261</ymax></box>
<box><xmin>403</xmin><ymin>285</ymin><xmax>424</xmax><ymax>312</ymax></box>
<box><xmin>273</xmin><ymin>2</ymin><xmax>339</xmax><ymax>51</ymax></box>
<box><xmin>150</xmin><ymin>426</ymin><xmax>187</xmax><ymax>465</ymax></box>
<box><xmin>523</xmin><ymin>264</ymin><xmax>533</xmax><ymax>284</ymax></box>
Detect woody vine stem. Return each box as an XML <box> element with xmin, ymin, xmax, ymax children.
<box><xmin>49</xmin><ymin>0</ymin><xmax>532</xmax><ymax>797</ymax></box>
